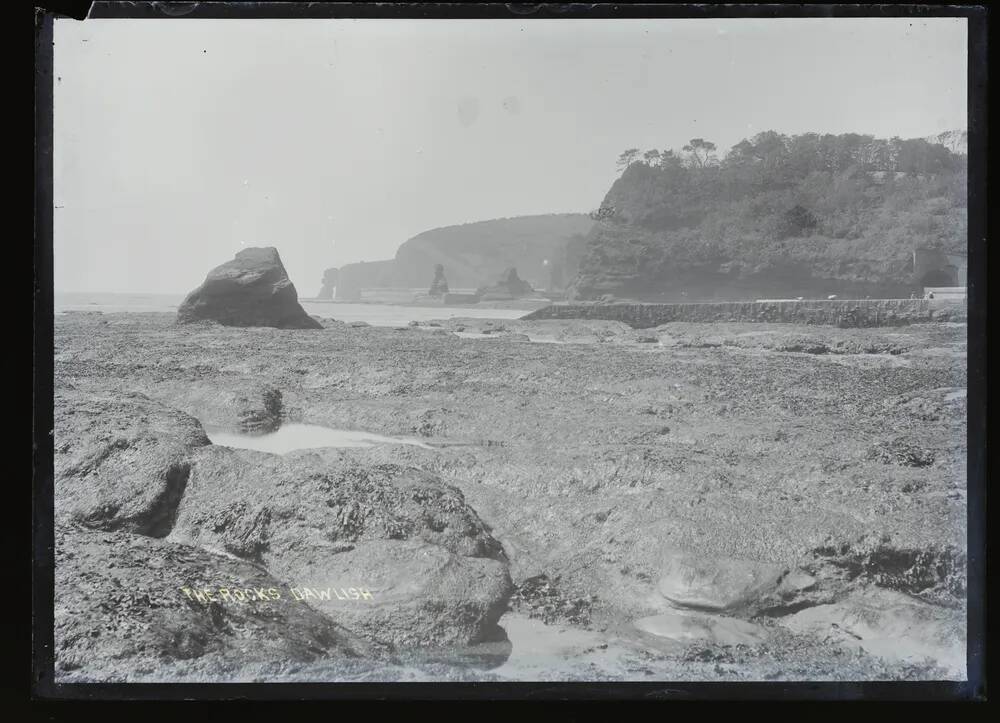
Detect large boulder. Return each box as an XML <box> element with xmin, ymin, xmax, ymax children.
<box><xmin>177</xmin><ymin>247</ymin><xmax>321</xmax><ymax>329</ymax></box>
<box><xmin>169</xmin><ymin>446</ymin><xmax>514</xmax><ymax>649</ymax></box>
<box><xmin>656</xmin><ymin>549</ymin><xmax>787</xmax><ymax>612</ymax></box>
<box><xmin>280</xmin><ymin>539</ymin><xmax>513</xmax><ymax>649</ymax></box>
<box><xmin>54</xmin><ymin>389</ymin><xmax>210</xmax><ymax>536</ymax></box>
<box><xmin>476</xmin><ymin>267</ymin><xmax>534</xmax><ymax>301</ymax></box>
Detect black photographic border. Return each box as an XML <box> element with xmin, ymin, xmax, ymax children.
<box><xmin>32</xmin><ymin>1</ymin><xmax>988</xmax><ymax>703</ymax></box>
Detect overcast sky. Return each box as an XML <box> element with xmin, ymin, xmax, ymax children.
<box><xmin>54</xmin><ymin>17</ymin><xmax>968</xmax><ymax>294</ymax></box>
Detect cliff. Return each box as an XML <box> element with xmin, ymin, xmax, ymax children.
<box><xmin>570</xmin><ymin>131</ymin><xmax>968</xmax><ymax>301</ymax></box>
<box><xmin>326</xmin><ymin>214</ymin><xmax>593</xmax><ymax>299</ymax></box>
<box><xmin>393</xmin><ymin>214</ymin><xmax>593</xmax><ymax>290</ymax></box>
<box><xmin>332</xmin><ymin>260</ymin><xmax>398</xmax><ymax>300</ymax></box>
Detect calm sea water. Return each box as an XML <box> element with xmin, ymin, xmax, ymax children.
<box><xmin>53</xmin><ymin>292</ymin><xmax>528</xmax><ymax>327</ymax></box>
<box><xmin>55</xmin><ymin>292</ymin><xmax>186</xmax><ymax>314</ymax></box>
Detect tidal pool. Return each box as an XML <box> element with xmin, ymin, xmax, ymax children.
<box><xmin>205</xmin><ymin>423</ymin><xmax>433</xmax><ymax>454</ymax></box>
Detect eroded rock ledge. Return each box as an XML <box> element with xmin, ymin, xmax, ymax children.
<box><xmin>53</xmin><ymin>390</ymin><xmax>514</xmax><ymax>679</ymax></box>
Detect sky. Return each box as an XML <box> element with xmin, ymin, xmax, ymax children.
<box><xmin>53</xmin><ymin>17</ymin><xmax>968</xmax><ymax>294</ymax></box>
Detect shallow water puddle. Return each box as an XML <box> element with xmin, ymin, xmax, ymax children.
<box><xmin>488</xmin><ymin>614</ymin><xmax>613</xmax><ymax>678</ymax></box>
<box><xmin>633</xmin><ymin>611</ymin><xmax>769</xmax><ymax>647</ymax></box>
<box><xmin>451</xmin><ymin>330</ymin><xmax>567</xmax><ymax>343</ymax></box>
<box><xmin>779</xmin><ymin>589</ymin><xmax>966</xmax><ymax>676</ymax></box>
<box><xmin>205</xmin><ymin>423</ymin><xmax>433</xmax><ymax>454</ymax></box>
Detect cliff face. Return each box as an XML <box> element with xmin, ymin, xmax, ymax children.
<box><xmin>332</xmin><ymin>260</ymin><xmax>399</xmax><ymax>300</ymax></box>
<box><xmin>570</xmin><ymin>131</ymin><xmax>967</xmax><ymax>301</ymax></box>
<box><xmin>393</xmin><ymin>214</ymin><xmax>593</xmax><ymax>290</ymax></box>
<box><xmin>327</xmin><ymin>214</ymin><xmax>593</xmax><ymax>297</ymax></box>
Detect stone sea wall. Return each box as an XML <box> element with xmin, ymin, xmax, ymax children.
<box><xmin>522</xmin><ymin>299</ymin><xmax>967</xmax><ymax>329</ymax></box>
<box><xmin>443</xmin><ymin>292</ymin><xmax>482</xmax><ymax>304</ymax></box>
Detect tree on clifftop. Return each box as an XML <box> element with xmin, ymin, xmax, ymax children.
<box><xmin>682</xmin><ymin>138</ymin><xmax>718</xmax><ymax>169</ymax></box>
<box><xmin>657</xmin><ymin>149</ymin><xmax>684</xmax><ymax>171</ymax></box>
<box><xmin>616</xmin><ymin>148</ymin><xmax>641</xmax><ymax>172</ymax></box>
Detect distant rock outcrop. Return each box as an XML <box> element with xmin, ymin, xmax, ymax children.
<box><xmin>177</xmin><ymin>247</ymin><xmax>321</xmax><ymax>329</ymax></box>
<box><xmin>428</xmin><ymin>264</ymin><xmax>449</xmax><ymax>297</ymax></box>
<box><xmin>395</xmin><ymin>215</ymin><xmax>593</xmax><ymax>290</ymax></box>
<box><xmin>317</xmin><ymin>268</ymin><xmax>338</xmax><ymax>300</ymax></box>
<box><xmin>476</xmin><ymin>267</ymin><xmax>534</xmax><ymax>301</ymax></box>
<box><xmin>320</xmin><ymin>215</ymin><xmax>594</xmax><ymax>297</ymax></box>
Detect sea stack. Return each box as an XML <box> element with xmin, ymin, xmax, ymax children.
<box><xmin>317</xmin><ymin>267</ymin><xmax>338</xmax><ymax>300</ymax></box>
<box><xmin>477</xmin><ymin>267</ymin><xmax>534</xmax><ymax>301</ymax></box>
<box><xmin>177</xmin><ymin>247</ymin><xmax>322</xmax><ymax>329</ymax></box>
<box><xmin>428</xmin><ymin>264</ymin><xmax>449</xmax><ymax>297</ymax></box>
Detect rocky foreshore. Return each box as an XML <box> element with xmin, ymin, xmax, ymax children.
<box><xmin>52</xmin><ymin>310</ymin><xmax>967</xmax><ymax>681</ymax></box>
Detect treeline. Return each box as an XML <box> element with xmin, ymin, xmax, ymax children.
<box><xmin>615</xmin><ymin>131</ymin><xmax>965</xmax><ymax>179</ymax></box>
<box><xmin>571</xmin><ymin>131</ymin><xmax>967</xmax><ymax>298</ymax></box>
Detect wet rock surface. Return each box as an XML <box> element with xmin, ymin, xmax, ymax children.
<box><xmin>55</xmin><ymin>524</ymin><xmax>380</xmax><ymax>682</ymax></box>
<box><xmin>779</xmin><ymin>587</ymin><xmax>966</xmax><ymax>676</ymax></box>
<box><xmin>173</xmin><ymin>447</ymin><xmax>508</xmax><ymax>562</ymax></box>
<box><xmin>177</xmin><ymin>247</ymin><xmax>321</xmax><ymax>329</ymax></box>
<box><xmin>656</xmin><ymin>550</ymin><xmax>787</xmax><ymax>613</ymax></box>
<box><xmin>233</xmin><ymin>385</ymin><xmax>284</xmax><ymax>434</ymax></box>
<box><xmin>285</xmin><ymin>539</ymin><xmax>513</xmax><ymax>648</ymax></box>
<box><xmin>54</xmin><ymin>390</ymin><xmax>210</xmax><ymax>536</ymax></box>
<box><xmin>805</xmin><ymin>536</ymin><xmax>966</xmax><ymax>605</ymax></box>
<box><xmin>168</xmin><ymin>446</ymin><xmax>513</xmax><ymax>649</ymax></box>
<box><xmin>53</xmin><ymin>380</ymin><xmax>515</xmax><ymax>677</ymax></box>
<box><xmin>866</xmin><ymin>435</ymin><xmax>937</xmax><ymax>467</ymax></box>
<box><xmin>508</xmin><ymin>574</ymin><xmax>594</xmax><ymax>626</ymax></box>
<box><xmin>53</xmin><ymin>311</ymin><xmax>967</xmax><ymax>680</ymax></box>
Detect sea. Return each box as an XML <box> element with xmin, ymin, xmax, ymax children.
<box><xmin>52</xmin><ymin>292</ymin><xmax>529</xmax><ymax>327</ymax></box>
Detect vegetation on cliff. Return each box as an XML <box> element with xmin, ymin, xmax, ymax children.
<box><xmin>571</xmin><ymin>131</ymin><xmax>968</xmax><ymax>300</ymax></box>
